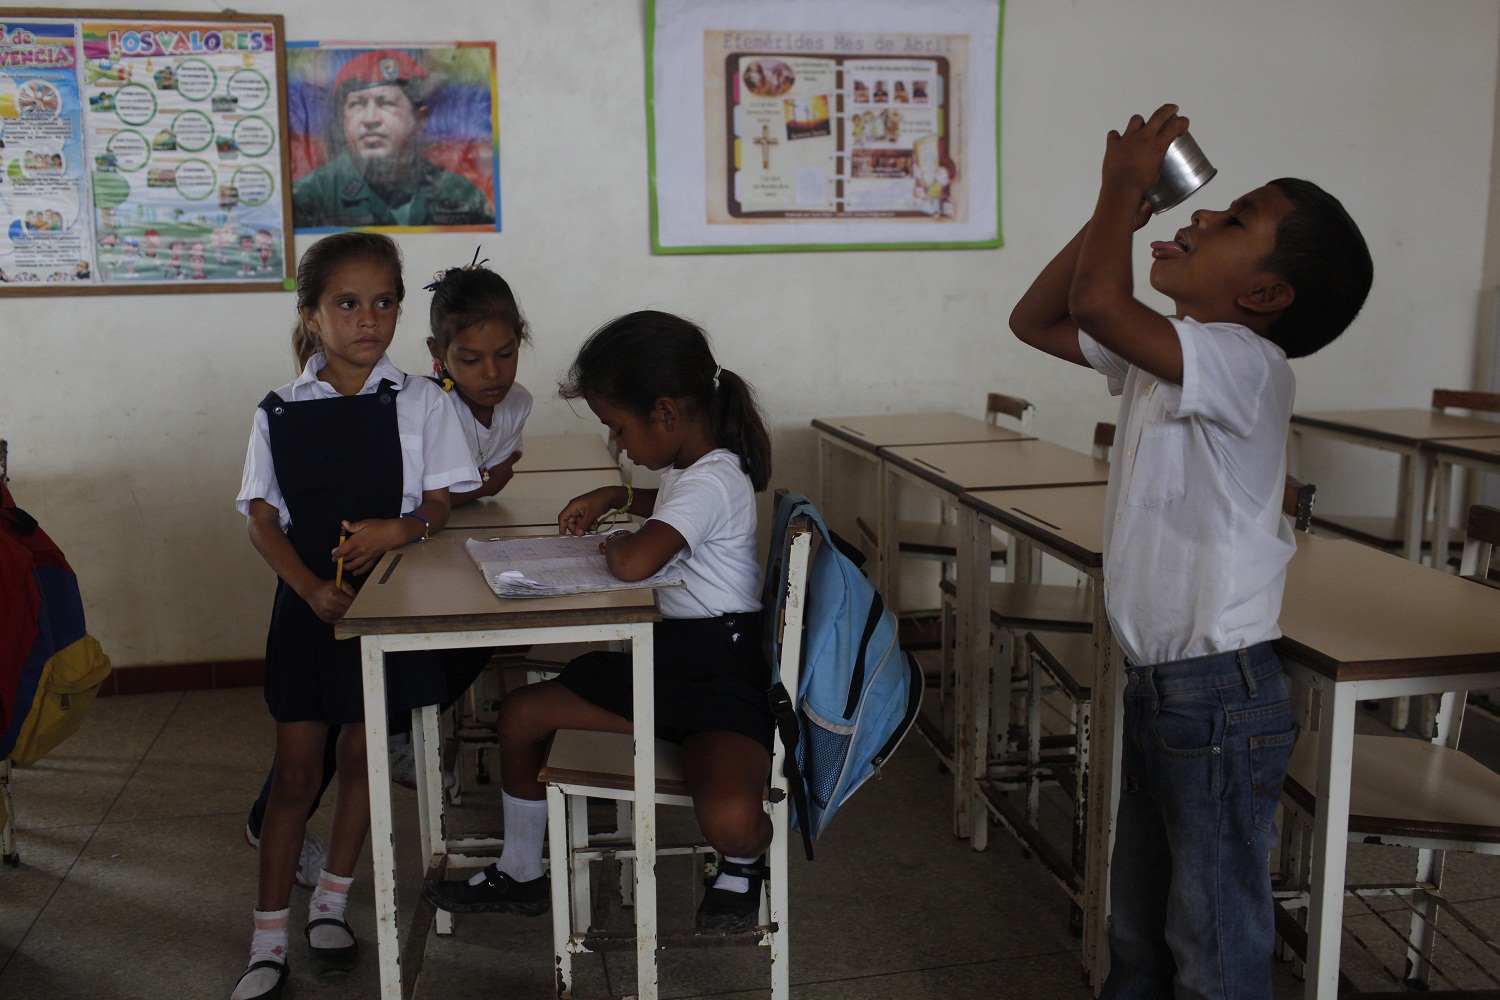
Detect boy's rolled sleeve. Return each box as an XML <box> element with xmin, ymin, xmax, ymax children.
<box><xmin>1172</xmin><ymin>318</ymin><xmax>1279</xmax><ymax>436</ymax></box>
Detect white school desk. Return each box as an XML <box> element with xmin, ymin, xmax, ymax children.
<box><xmin>879</xmin><ymin>439</ymin><xmax>1109</xmax><ymax>616</ymax></box>
<box><xmin>335</xmin><ymin>529</ymin><xmax>663</xmax><ymax>1000</ymax></box>
<box><xmin>1428</xmin><ymin>435</ymin><xmax>1500</xmax><ymax>561</ymax></box>
<box><xmin>955</xmin><ymin>483</ymin><xmax>1116</xmax><ymax>980</ymax></box>
<box><xmin>1274</xmin><ymin>534</ymin><xmax>1500</xmax><ymax>1000</ymax></box>
<box><xmin>512</xmin><ymin>433</ymin><xmax>616</xmax><ymax>473</ymax></box>
<box><xmin>503</xmin><ymin>467</ymin><xmax>622</xmax><ymax>500</ymax></box>
<box><xmin>810</xmin><ymin>413</ymin><xmax>1033</xmax><ymax>557</ymax></box>
<box><xmin>1289</xmin><ymin>409</ymin><xmax>1500</xmax><ymax>562</ymax></box>
<box><xmin>447</xmin><ymin>494</ymin><xmax>569</xmax><ymax>530</ymax></box>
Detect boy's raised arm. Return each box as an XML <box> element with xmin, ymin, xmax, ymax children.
<box><xmin>1009</xmin><ymin>224</ymin><xmax>1092</xmax><ymax>367</ymax></box>
<box><xmin>1068</xmin><ymin>105</ymin><xmax>1188</xmax><ymax>384</ymax></box>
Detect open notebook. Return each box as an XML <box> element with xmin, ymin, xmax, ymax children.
<box><xmin>464</xmin><ymin>534</ymin><xmax>683</xmax><ymax>598</ymax></box>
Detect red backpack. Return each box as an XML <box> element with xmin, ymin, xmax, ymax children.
<box><xmin>1</xmin><ymin>481</ymin><xmax>111</xmax><ymax>766</ymax></box>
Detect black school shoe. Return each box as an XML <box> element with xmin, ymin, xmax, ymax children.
<box><xmin>695</xmin><ymin>856</ymin><xmax>769</xmax><ymax>933</ymax></box>
<box><xmin>231</xmin><ymin>958</ymin><xmax>288</xmax><ymax>999</ymax></box>
<box><xmin>305</xmin><ymin>916</ymin><xmax>359</xmax><ymax>976</ymax></box>
<box><xmin>422</xmin><ymin>864</ymin><xmax>549</xmax><ymax>916</ymax></box>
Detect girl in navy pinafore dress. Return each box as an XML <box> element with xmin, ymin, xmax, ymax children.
<box><xmin>230</xmin><ymin>233</ymin><xmax>476</xmax><ymax>1000</ymax></box>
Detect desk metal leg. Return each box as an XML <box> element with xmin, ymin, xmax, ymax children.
<box><xmin>879</xmin><ymin>464</ymin><xmax>901</xmax><ymax>614</ymax></box>
<box><xmin>1082</xmin><ymin>589</ymin><xmax>1120</xmax><ymax>989</ymax></box>
<box><xmin>1431</xmin><ymin>458</ymin><xmax>1458</xmax><ymax>570</ymax></box>
<box><xmin>957</xmin><ymin>507</ymin><xmax>985</xmax><ymax>843</ymax></box>
<box><xmin>629</xmin><ymin>625</ymin><xmax>659</xmax><ymax>1000</ymax></box>
<box><xmin>818</xmin><ymin>436</ymin><xmax>833</xmax><ymax>511</ymax></box>
<box><xmin>360</xmin><ymin>639</ymin><xmax>402</xmax><ymax>1000</ymax></box>
<box><xmin>1302</xmin><ymin>677</ymin><xmax>1358</xmax><ymax>1000</ymax></box>
<box><xmin>1403</xmin><ymin>453</ymin><xmax>1433</xmax><ymax>564</ymax></box>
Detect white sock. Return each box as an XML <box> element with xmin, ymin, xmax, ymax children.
<box><xmin>307</xmin><ymin>870</ymin><xmax>354</xmax><ymax>948</ymax></box>
<box><xmin>470</xmin><ymin>791</ymin><xmax>546</xmax><ymax>884</ymax></box>
<box><xmin>712</xmin><ymin>854</ymin><xmax>759</xmax><ymax>894</ymax></box>
<box><xmin>231</xmin><ymin>908</ymin><xmax>288</xmax><ymax>999</ymax></box>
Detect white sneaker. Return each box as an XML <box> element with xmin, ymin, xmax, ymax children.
<box><xmin>297</xmin><ymin>831</ymin><xmax>327</xmax><ymax>889</ymax></box>
<box><xmin>388</xmin><ymin>735</ymin><xmax>455</xmax><ymax>791</ymax></box>
<box><xmin>244</xmin><ymin>823</ymin><xmax>326</xmax><ymax>890</ymax></box>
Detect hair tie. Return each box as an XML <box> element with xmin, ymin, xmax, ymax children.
<box><xmin>424</xmin><ymin>246</ymin><xmax>490</xmax><ymax>291</ymax></box>
<box><xmin>712</xmin><ymin>365</ymin><xmax>722</xmax><ymax>389</ymax></box>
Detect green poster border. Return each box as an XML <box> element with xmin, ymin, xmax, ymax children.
<box><xmin>646</xmin><ymin>0</ymin><xmax>1004</xmax><ymax>255</ymax></box>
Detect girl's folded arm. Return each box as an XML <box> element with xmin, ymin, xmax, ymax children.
<box><xmin>604</xmin><ymin>519</ymin><xmax>686</xmax><ymax>582</ymax></box>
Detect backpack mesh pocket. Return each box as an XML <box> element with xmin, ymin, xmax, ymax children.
<box><xmin>798</xmin><ymin>704</ymin><xmax>852</xmax><ymax>808</ymax></box>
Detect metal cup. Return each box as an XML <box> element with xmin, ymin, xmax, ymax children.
<box><xmin>1144</xmin><ymin>131</ymin><xmax>1217</xmax><ymax>214</ymax></box>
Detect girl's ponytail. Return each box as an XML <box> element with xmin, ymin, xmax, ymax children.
<box><xmin>708</xmin><ymin>367</ymin><xmax>772</xmax><ymax>492</ymax></box>
<box><xmin>291</xmin><ymin>317</ymin><xmax>320</xmax><ymax>370</ymax></box>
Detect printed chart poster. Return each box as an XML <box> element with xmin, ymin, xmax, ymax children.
<box><xmin>287</xmin><ymin>43</ymin><xmax>499</xmax><ymax>233</ymax></box>
<box><xmin>81</xmin><ymin>20</ymin><xmax>285</xmax><ymax>284</ymax></box>
<box><xmin>0</xmin><ymin>20</ymin><xmax>91</xmax><ymax>283</ymax></box>
<box><xmin>649</xmin><ymin>0</ymin><xmax>1002</xmax><ymax>253</ymax></box>
<box><xmin>0</xmin><ymin>12</ymin><xmax>291</xmax><ymax>293</ymax></box>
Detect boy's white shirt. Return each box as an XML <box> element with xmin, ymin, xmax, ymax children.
<box><xmin>1079</xmin><ymin>317</ymin><xmax>1296</xmax><ymax>666</ymax></box>
<box><xmin>648</xmin><ymin>448</ymin><xmax>762</xmax><ymax>620</ymax></box>
<box><xmin>236</xmin><ymin>353</ymin><xmax>481</xmax><ymax>528</ymax></box>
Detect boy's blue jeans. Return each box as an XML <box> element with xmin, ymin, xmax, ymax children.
<box><xmin>1100</xmin><ymin>641</ymin><xmax>1298</xmax><ymax>1000</ymax></box>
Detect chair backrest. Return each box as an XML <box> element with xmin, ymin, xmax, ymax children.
<box><xmin>1283</xmin><ymin>476</ymin><xmax>1316</xmax><ymax>532</ymax></box>
<box><xmin>765</xmin><ymin>492</ymin><xmax>814</xmax><ymax>845</ymax></box>
<box><xmin>1432</xmin><ymin>388</ymin><xmax>1500</xmax><ymax>416</ymax></box>
<box><xmin>985</xmin><ymin>392</ymin><xmax>1036</xmax><ymax>430</ymax></box>
<box><xmin>1092</xmin><ymin>422</ymin><xmax>1116</xmax><ymax>461</ymax></box>
<box><xmin>1458</xmin><ymin>503</ymin><xmax>1500</xmax><ymax>583</ymax></box>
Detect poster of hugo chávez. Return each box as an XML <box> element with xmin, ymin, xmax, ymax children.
<box><xmin>286</xmin><ymin>42</ymin><xmax>499</xmax><ymax>233</ymax></box>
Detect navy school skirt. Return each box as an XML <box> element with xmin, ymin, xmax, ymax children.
<box><xmin>555</xmin><ymin>612</ymin><xmax>773</xmax><ymax>753</ymax></box>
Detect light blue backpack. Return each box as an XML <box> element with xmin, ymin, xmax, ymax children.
<box><xmin>763</xmin><ymin>492</ymin><xmax>923</xmax><ymax>859</ymax></box>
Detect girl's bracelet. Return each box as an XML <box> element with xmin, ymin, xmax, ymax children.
<box><xmin>599</xmin><ymin>528</ymin><xmax>632</xmax><ymax>553</ymax></box>
<box><xmin>597</xmin><ymin>484</ymin><xmax>635</xmax><ymax>533</ymax></box>
<box><xmin>401</xmin><ymin>511</ymin><xmax>430</xmax><ymax>541</ymax></box>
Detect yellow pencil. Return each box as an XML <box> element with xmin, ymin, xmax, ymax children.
<box><xmin>335</xmin><ymin>530</ymin><xmax>346</xmax><ymax>588</ymax></box>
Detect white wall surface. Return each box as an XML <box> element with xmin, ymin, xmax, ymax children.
<box><xmin>3</xmin><ymin>0</ymin><xmax>1496</xmax><ymax>667</ymax></box>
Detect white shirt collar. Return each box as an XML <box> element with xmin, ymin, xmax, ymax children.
<box><xmin>293</xmin><ymin>352</ymin><xmax>405</xmax><ymax>394</ymax></box>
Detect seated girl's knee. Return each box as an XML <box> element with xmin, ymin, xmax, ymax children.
<box><xmin>698</xmin><ymin>800</ymin><xmax>772</xmax><ymax>857</ymax></box>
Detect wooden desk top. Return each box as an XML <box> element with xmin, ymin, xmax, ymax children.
<box><xmin>513</xmin><ymin>434</ymin><xmax>616</xmax><ymax>473</ymax></box>
<box><xmin>1277</xmin><ymin>533</ymin><xmax>1500</xmax><ymax>681</ymax></box>
<box><xmin>1427</xmin><ymin>436</ymin><xmax>1500</xmax><ymax>463</ymax></box>
<box><xmin>1292</xmin><ymin>408</ymin><xmax>1500</xmax><ymax>446</ymax></box>
<box><xmin>336</xmin><ymin>529</ymin><xmax>659</xmax><ymax>638</ymax></box>
<box><xmin>883</xmin><ymin>439</ymin><xmax>1110</xmax><ymax>494</ymax></box>
<box><xmin>504</xmin><ymin>468</ymin><xmax>622</xmax><ymax>500</ymax></box>
<box><xmin>448</xmin><ymin>495</ymin><xmax>568</xmax><ymax>530</ymax></box>
<box><xmin>812</xmin><ymin>412</ymin><xmax>1032</xmax><ymax>452</ymax></box>
<box><xmin>962</xmin><ymin>484</ymin><xmax>1108</xmax><ymax>569</ymax></box>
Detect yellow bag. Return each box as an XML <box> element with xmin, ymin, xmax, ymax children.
<box><xmin>9</xmin><ymin>634</ymin><xmax>111</xmax><ymax>766</ymax></box>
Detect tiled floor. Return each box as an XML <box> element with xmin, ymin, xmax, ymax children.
<box><xmin>2</xmin><ymin>685</ymin><xmax>1498</xmax><ymax>999</ymax></box>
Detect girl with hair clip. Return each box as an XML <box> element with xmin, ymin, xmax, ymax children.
<box><xmin>424</xmin><ymin>310</ymin><xmax>777</xmax><ymax>934</ymax></box>
<box><xmin>424</xmin><ymin>250</ymin><xmax>533</xmax><ymax>502</ymax></box>
<box><xmin>378</xmin><ymin>251</ymin><xmax>537</xmax><ymax>781</ymax></box>
<box><xmin>232</xmin><ymin>232</ymin><xmax>477</xmax><ymax>999</ymax></box>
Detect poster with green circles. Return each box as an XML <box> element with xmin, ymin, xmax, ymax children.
<box><xmin>0</xmin><ymin>9</ymin><xmax>291</xmax><ymax>295</ymax></box>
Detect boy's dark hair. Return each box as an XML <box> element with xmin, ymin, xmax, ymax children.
<box><xmin>291</xmin><ymin>232</ymin><xmax>404</xmax><ymax>369</ymax></box>
<box><xmin>1262</xmin><ymin>178</ymin><xmax>1373</xmax><ymax>358</ymax></box>
<box><xmin>559</xmin><ymin>311</ymin><xmax>772</xmax><ymax>491</ymax></box>
<box><xmin>427</xmin><ymin>265</ymin><xmax>530</xmax><ymax>352</ymax></box>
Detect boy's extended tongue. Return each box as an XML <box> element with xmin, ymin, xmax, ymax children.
<box><xmin>1150</xmin><ymin>240</ymin><xmax>1187</xmax><ymax>260</ymax></box>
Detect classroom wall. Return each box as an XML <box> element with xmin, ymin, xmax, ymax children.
<box><xmin>3</xmin><ymin>0</ymin><xmax>1497</xmax><ymax>669</ymax></box>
